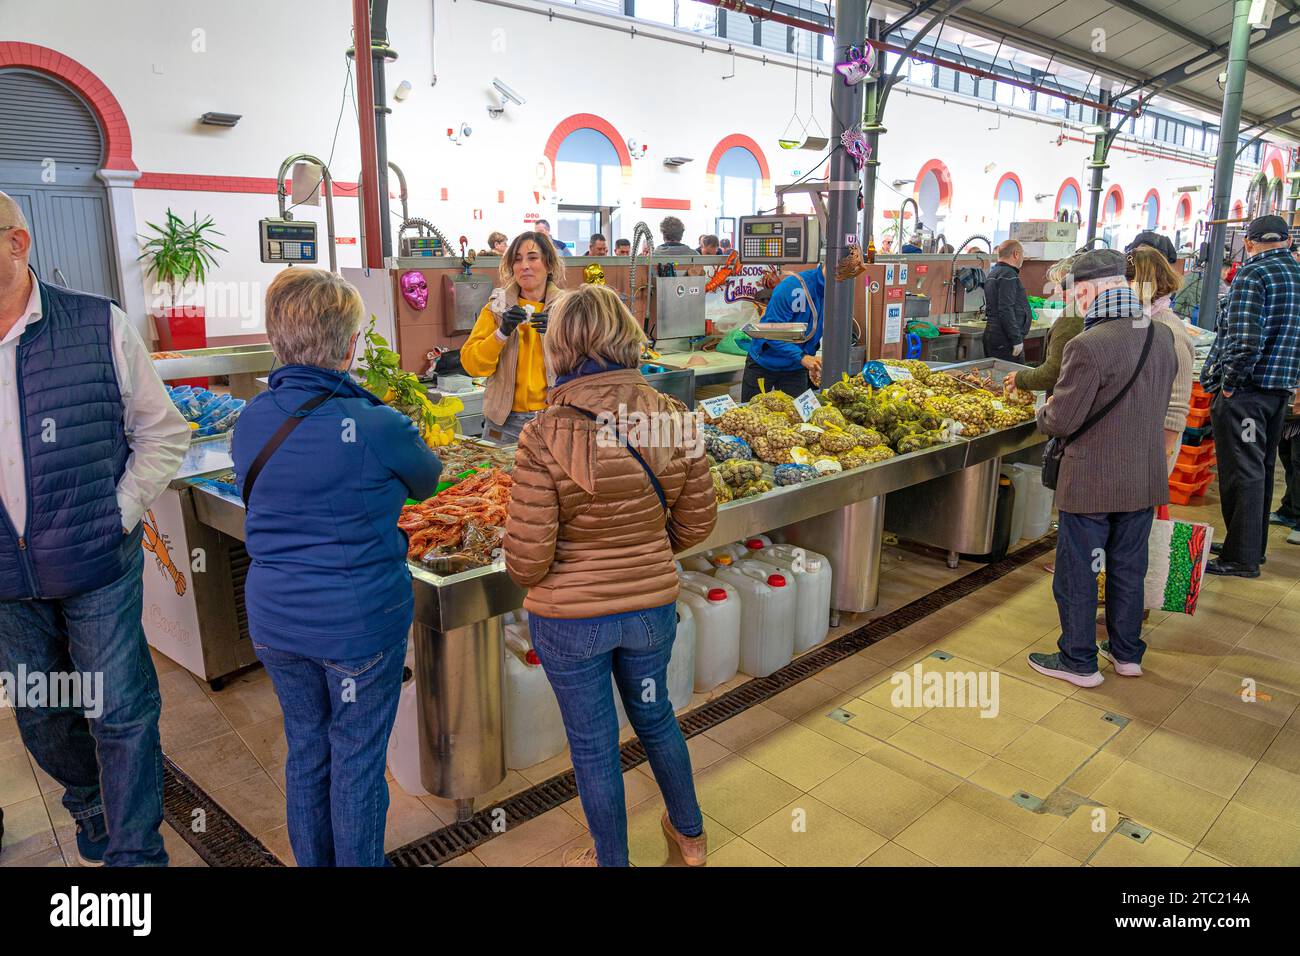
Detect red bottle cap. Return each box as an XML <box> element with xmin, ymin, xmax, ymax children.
<box><xmin>767</xmin><ymin>574</ymin><xmax>787</xmax><ymax>587</ymax></box>
<box><xmin>524</xmin><ymin>649</ymin><xmax>541</xmax><ymax>666</ymax></box>
<box><xmin>746</xmin><ymin>538</ymin><xmax>765</xmax><ymax>550</ymax></box>
<box><xmin>706</xmin><ymin>588</ymin><xmax>728</xmax><ymax>602</ymax></box>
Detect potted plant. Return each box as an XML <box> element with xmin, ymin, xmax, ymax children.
<box><xmin>137</xmin><ymin>209</ymin><xmax>226</xmax><ymax>354</ymax></box>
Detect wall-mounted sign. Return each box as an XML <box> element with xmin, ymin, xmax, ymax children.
<box><xmin>886</xmin><ymin>286</ymin><xmax>904</xmax><ymax>301</ymax></box>
<box><xmin>883</xmin><ymin>303</ymin><xmax>904</xmax><ymax>344</ymax></box>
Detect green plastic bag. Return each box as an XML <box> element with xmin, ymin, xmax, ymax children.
<box><xmin>717</xmin><ymin>327</ymin><xmax>752</xmax><ymax>356</ymax></box>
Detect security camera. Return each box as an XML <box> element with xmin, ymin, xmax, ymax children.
<box><xmin>492</xmin><ymin>77</ymin><xmax>526</xmax><ymax>106</ymax></box>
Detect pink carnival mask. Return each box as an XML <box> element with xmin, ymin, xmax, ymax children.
<box><xmin>400</xmin><ymin>270</ymin><xmax>429</xmax><ymax>310</ymax></box>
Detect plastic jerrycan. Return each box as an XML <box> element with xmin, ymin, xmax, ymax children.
<box><xmin>1002</xmin><ymin>464</ymin><xmax>1030</xmax><ymax>547</ymax></box>
<box><xmin>503</xmin><ymin>620</ymin><xmax>568</xmax><ymax>770</ymax></box>
<box><xmin>678</xmin><ymin>571</ymin><xmax>741</xmax><ymax>691</ymax></box>
<box><xmin>1021</xmin><ymin>464</ymin><xmax>1055</xmax><ymax>540</ymax></box>
<box><xmin>386</xmin><ymin>642</ymin><xmax>429</xmax><ymax>796</ymax></box>
<box><xmin>740</xmin><ymin>535</ymin><xmax>774</xmax><ymax>555</ymax></box>
<box><xmin>714</xmin><ymin>559</ymin><xmax>795</xmax><ymax>678</ymax></box>
<box><xmin>751</xmin><ymin>544</ymin><xmax>832</xmax><ymax>653</ymax></box>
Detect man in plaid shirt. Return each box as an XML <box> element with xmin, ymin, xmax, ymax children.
<box><xmin>1201</xmin><ymin>215</ymin><xmax>1300</xmax><ymax>577</ymax></box>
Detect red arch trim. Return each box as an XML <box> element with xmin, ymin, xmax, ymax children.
<box><xmin>1178</xmin><ymin>195</ymin><xmax>1194</xmax><ymax>224</ymax></box>
<box><xmin>705</xmin><ymin>134</ymin><xmax>771</xmax><ymax>186</ymax></box>
<box><xmin>1231</xmin><ymin>199</ymin><xmax>1244</xmax><ymax>219</ymax></box>
<box><xmin>543</xmin><ymin>113</ymin><xmax>633</xmax><ymax>189</ymax></box>
<box><xmin>1102</xmin><ymin>184</ymin><xmax>1125</xmax><ymax>220</ymax></box>
<box><xmin>993</xmin><ymin>172</ymin><xmax>1023</xmax><ymax>201</ymax></box>
<box><xmin>0</xmin><ymin>42</ymin><xmax>135</xmax><ymax>171</ymax></box>
<box><xmin>1142</xmin><ymin>188</ymin><xmax>1161</xmax><ymax>223</ymax></box>
<box><xmin>1055</xmin><ymin>177</ymin><xmax>1083</xmax><ymax>214</ymax></box>
<box><xmin>914</xmin><ymin>158</ymin><xmax>952</xmax><ymax>209</ymax></box>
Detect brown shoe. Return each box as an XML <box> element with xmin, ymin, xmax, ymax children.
<box><xmin>661</xmin><ymin>813</ymin><xmax>707</xmax><ymax>866</ymax></box>
<box><xmin>562</xmin><ymin>846</ymin><xmax>598</xmax><ymax>867</ymax></box>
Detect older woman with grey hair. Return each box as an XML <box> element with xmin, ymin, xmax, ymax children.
<box><xmin>232</xmin><ymin>268</ymin><xmax>443</xmax><ymax>866</ymax></box>
<box><xmin>1004</xmin><ymin>251</ymin><xmax>1088</xmax><ymax>396</ymax></box>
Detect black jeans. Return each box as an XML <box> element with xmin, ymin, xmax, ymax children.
<box><xmin>1210</xmin><ymin>387</ymin><xmax>1288</xmax><ymax>566</ymax></box>
<box><xmin>1276</xmin><ymin>426</ymin><xmax>1300</xmax><ymax>522</ymax></box>
<box><xmin>740</xmin><ymin>357</ymin><xmax>810</xmax><ymax>402</ymax></box>
<box><xmin>1054</xmin><ymin>509</ymin><xmax>1154</xmax><ymax>672</ymax></box>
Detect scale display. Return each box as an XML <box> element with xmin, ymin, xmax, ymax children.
<box><xmin>259</xmin><ymin>219</ymin><xmax>317</xmax><ymax>264</ymax></box>
<box><xmin>400</xmin><ymin>235</ymin><xmax>446</xmax><ymax>257</ymax></box>
<box><xmin>737</xmin><ymin>215</ymin><xmax>820</xmax><ymax>264</ymax></box>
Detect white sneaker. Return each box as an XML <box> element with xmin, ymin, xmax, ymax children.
<box><xmin>1099</xmin><ymin>642</ymin><xmax>1143</xmax><ymax>677</ymax></box>
<box><xmin>1288</xmin><ymin>528</ymin><xmax>1300</xmax><ymax>546</ymax></box>
<box><xmin>1027</xmin><ymin>652</ymin><xmax>1104</xmax><ymax>687</ymax></box>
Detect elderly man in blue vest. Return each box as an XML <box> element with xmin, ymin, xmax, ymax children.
<box><xmin>0</xmin><ymin>192</ymin><xmax>189</xmax><ymax>865</ymax></box>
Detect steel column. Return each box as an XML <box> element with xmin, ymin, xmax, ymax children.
<box><xmin>1198</xmin><ymin>0</ymin><xmax>1254</xmax><ymax>331</ymax></box>
<box><xmin>351</xmin><ymin>0</ymin><xmax>383</xmax><ymax>269</ymax></box>
<box><xmin>1085</xmin><ymin>91</ymin><xmax>1112</xmax><ymax>245</ymax></box>
<box><xmin>822</xmin><ymin>0</ymin><xmax>868</xmax><ymax>386</ymax></box>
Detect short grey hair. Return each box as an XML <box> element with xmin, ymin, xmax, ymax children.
<box><xmin>263</xmin><ymin>268</ymin><xmax>364</xmax><ymax>368</ymax></box>
<box><xmin>0</xmin><ymin>191</ymin><xmax>30</xmax><ymax>232</ymax></box>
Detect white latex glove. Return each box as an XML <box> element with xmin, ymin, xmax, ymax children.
<box><xmin>1012</xmin><ymin>342</ymin><xmax>1025</xmax><ymax>357</ymax></box>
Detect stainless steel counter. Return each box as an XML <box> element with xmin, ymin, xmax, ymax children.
<box><xmin>152</xmin><ymin>344</ymin><xmax>275</xmax><ymax>399</ymax></box>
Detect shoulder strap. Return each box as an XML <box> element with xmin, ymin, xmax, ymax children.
<box><xmin>1068</xmin><ymin>321</ymin><xmax>1155</xmax><ymax>445</ymax></box>
<box><xmin>791</xmin><ymin>273</ymin><xmax>819</xmax><ymax>326</ymax></box>
<box><xmin>565</xmin><ymin>406</ymin><xmax>669</xmax><ymax>518</ymax></box>
<box><xmin>241</xmin><ymin>393</ymin><xmax>333</xmax><ymax>508</ymax></box>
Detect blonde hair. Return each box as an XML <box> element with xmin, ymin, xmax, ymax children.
<box><xmin>264</xmin><ymin>268</ymin><xmax>364</xmax><ymax>368</ymax></box>
<box><xmin>1127</xmin><ymin>246</ymin><xmax>1184</xmax><ymax>305</ymax></box>
<box><xmin>544</xmin><ymin>285</ymin><xmax>646</xmax><ymax>377</ymax></box>
<box><xmin>499</xmin><ymin>231</ymin><xmax>565</xmax><ymax>290</ymax></box>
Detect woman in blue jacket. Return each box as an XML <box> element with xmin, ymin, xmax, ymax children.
<box><xmin>742</xmin><ymin>266</ymin><xmax>825</xmax><ymax>401</ymax></box>
<box><xmin>233</xmin><ymin>269</ymin><xmax>443</xmax><ymax>867</ymax></box>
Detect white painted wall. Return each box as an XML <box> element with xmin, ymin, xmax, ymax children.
<box><xmin>1</xmin><ymin>0</ymin><xmax>1274</xmax><ymax>338</ymax></box>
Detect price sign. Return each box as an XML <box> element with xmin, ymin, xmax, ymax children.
<box><xmin>886</xmin><ymin>286</ymin><xmax>904</xmax><ymax>301</ymax></box>
<box><xmin>885</xmin><ymin>365</ymin><xmax>913</xmax><ymax>382</ymax></box>
<box><xmin>992</xmin><ymin>399</ymin><xmax>1004</xmax><ymax>410</ymax></box>
<box><xmin>700</xmin><ymin>394</ymin><xmax>737</xmax><ymax>419</ymax></box>
<box><xmin>884</xmin><ymin>303</ymin><xmax>904</xmax><ymax>344</ymax></box>
<box><xmin>793</xmin><ymin>389</ymin><xmax>821</xmax><ymax>422</ymax></box>
<box><xmin>899</xmin><ymin>264</ymin><xmax>909</xmax><ymax>284</ymax></box>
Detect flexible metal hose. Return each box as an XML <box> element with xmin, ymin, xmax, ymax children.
<box><xmin>628</xmin><ymin>221</ymin><xmax>656</xmax><ymax>335</ymax></box>
<box><xmin>398</xmin><ymin>217</ymin><xmax>452</xmax><ymax>256</ymax></box>
<box><xmin>945</xmin><ymin>234</ymin><xmax>992</xmax><ymax>315</ymax></box>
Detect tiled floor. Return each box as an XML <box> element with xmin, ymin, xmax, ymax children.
<box><xmin>4</xmin><ymin>481</ymin><xmax>1300</xmax><ymax>867</ymax></box>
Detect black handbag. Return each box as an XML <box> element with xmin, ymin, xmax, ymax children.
<box><xmin>1042</xmin><ymin>322</ymin><xmax>1155</xmax><ymax>490</ymax></box>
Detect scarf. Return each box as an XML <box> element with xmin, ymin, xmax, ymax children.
<box><xmin>553</xmin><ymin>358</ymin><xmax>629</xmax><ymax>387</ymax></box>
<box><xmin>1084</xmin><ymin>286</ymin><xmax>1143</xmax><ymax>330</ymax></box>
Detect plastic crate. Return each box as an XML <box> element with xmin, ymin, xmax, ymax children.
<box><xmin>1183</xmin><ymin>424</ymin><xmax>1213</xmax><ymax>446</ymax></box>
<box><xmin>1171</xmin><ymin>461</ymin><xmax>1213</xmax><ymax>484</ymax></box>
<box><xmin>1178</xmin><ymin>441</ymin><xmax>1216</xmax><ymax>466</ymax></box>
<box><xmin>1189</xmin><ymin>391</ymin><xmax>1212</xmax><ymax>411</ymax></box>
<box><xmin>1168</xmin><ymin>473</ymin><xmax>1214</xmax><ymax>505</ymax></box>
<box><xmin>1185</xmin><ymin>405</ymin><xmax>1212</xmax><ymax>428</ymax></box>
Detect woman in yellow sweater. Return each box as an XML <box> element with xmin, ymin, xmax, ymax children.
<box><xmin>461</xmin><ymin>231</ymin><xmax>565</xmax><ymax>443</ymax></box>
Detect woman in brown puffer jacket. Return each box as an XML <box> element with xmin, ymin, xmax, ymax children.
<box><xmin>505</xmin><ymin>284</ymin><xmax>717</xmax><ymax>867</ymax></box>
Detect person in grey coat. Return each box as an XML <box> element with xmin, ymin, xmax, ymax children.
<box><xmin>982</xmin><ymin>239</ymin><xmax>1033</xmax><ymax>361</ymax></box>
<box><xmin>1028</xmin><ymin>249</ymin><xmax>1178</xmax><ymax>688</ymax></box>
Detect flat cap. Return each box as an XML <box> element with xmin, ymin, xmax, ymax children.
<box><xmin>1068</xmin><ymin>248</ymin><xmax>1128</xmax><ymax>282</ymax></box>
<box><xmin>1246</xmin><ymin>215</ymin><xmax>1290</xmax><ymax>242</ymax></box>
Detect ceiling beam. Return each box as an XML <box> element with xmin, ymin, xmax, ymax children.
<box><xmin>1105</xmin><ymin>0</ymin><xmax>1300</xmax><ymax>100</ymax></box>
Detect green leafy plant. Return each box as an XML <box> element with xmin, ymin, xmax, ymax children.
<box><xmin>137</xmin><ymin>209</ymin><xmax>227</xmax><ymax>308</ymax></box>
<box><xmin>358</xmin><ymin>316</ymin><xmax>436</xmax><ymax>433</ymax></box>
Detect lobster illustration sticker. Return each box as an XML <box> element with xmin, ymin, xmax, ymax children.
<box><xmin>139</xmin><ymin>489</ymin><xmax>204</xmax><ymax>677</ymax></box>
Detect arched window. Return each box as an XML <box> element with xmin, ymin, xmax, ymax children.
<box><xmin>1232</xmin><ymin>199</ymin><xmax>1244</xmax><ymax>220</ymax></box>
<box><xmin>1142</xmin><ymin>190</ymin><xmax>1160</xmax><ymax>230</ymax></box>
<box><xmin>1055</xmin><ymin>179</ymin><xmax>1082</xmax><ymax>219</ymax></box>
<box><xmin>716</xmin><ymin>146</ymin><xmax>762</xmax><ymax>225</ymax></box>
<box><xmin>993</xmin><ymin>173</ymin><xmax>1021</xmax><ymax>244</ymax></box>
<box><xmin>1245</xmin><ymin>172</ymin><xmax>1269</xmax><ymax>218</ymax></box>
<box><xmin>555</xmin><ymin>127</ymin><xmax>621</xmax><ymax>207</ymax></box>
<box><xmin>914</xmin><ymin>159</ymin><xmax>953</xmax><ymax>233</ymax></box>
<box><xmin>1101</xmin><ymin>185</ymin><xmax>1124</xmax><ymax>248</ymax></box>
<box><xmin>1268</xmin><ymin>178</ymin><xmax>1285</xmax><ymax>215</ymax></box>
<box><xmin>1175</xmin><ymin>195</ymin><xmax>1194</xmax><ymax>249</ymax></box>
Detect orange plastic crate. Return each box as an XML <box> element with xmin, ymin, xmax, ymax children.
<box><xmin>1189</xmin><ymin>392</ymin><xmax>1212</xmax><ymax>411</ymax></box>
<box><xmin>1185</xmin><ymin>405</ymin><xmax>1212</xmax><ymax>427</ymax></box>
<box><xmin>1168</xmin><ymin>473</ymin><xmax>1214</xmax><ymax>505</ymax></box>
<box><xmin>1177</xmin><ymin>442</ymin><xmax>1216</xmax><ymax>466</ymax></box>
<box><xmin>1171</xmin><ymin>461</ymin><xmax>1213</xmax><ymax>483</ymax></box>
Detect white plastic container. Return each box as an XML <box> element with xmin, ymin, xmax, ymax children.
<box><xmin>678</xmin><ymin>571</ymin><xmax>741</xmax><ymax>691</ymax></box>
<box><xmin>387</xmin><ymin>673</ymin><xmax>429</xmax><ymax>796</ymax></box>
<box><xmin>1002</xmin><ymin>463</ymin><xmax>1030</xmax><ymax>546</ymax></box>
<box><xmin>679</xmin><ymin>546</ymin><xmax>741</xmax><ymax>574</ymax></box>
<box><xmin>715</xmin><ymin>559</ymin><xmax>795</xmax><ymax>678</ymax></box>
<box><xmin>740</xmin><ymin>534</ymin><xmax>774</xmax><ymax>554</ymax></box>
<box><xmin>679</xmin><ymin>554</ymin><xmax>716</xmax><ymax>573</ymax></box>
<box><xmin>503</xmin><ymin>621</ymin><xmax>569</xmax><ymax>770</ymax></box>
<box><xmin>667</xmin><ymin>601</ymin><xmax>697</xmax><ymax>711</ymax></box>
<box><xmin>715</xmin><ymin>542</ymin><xmax>751</xmax><ymax>563</ymax></box>
<box><xmin>1020</xmin><ymin>463</ymin><xmax>1056</xmax><ymax>540</ymax></box>
<box><xmin>750</xmin><ymin>544</ymin><xmax>833</xmax><ymax>653</ymax></box>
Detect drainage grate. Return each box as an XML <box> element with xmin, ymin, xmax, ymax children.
<box><xmin>388</xmin><ymin>532</ymin><xmax>1057</xmax><ymax>867</ymax></box>
<box><xmin>162</xmin><ymin>756</ymin><xmax>282</xmax><ymax>867</ymax></box>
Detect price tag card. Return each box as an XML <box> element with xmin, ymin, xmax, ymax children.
<box><xmin>899</xmin><ymin>264</ymin><xmax>909</xmax><ymax>284</ymax></box>
<box><xmin>793</xmin><ymin>389</ymin><xmax>821</xmax><ymax>422</ymax></box>
<box><xmin>885</xmin><ymin>264</ymin><xmax>896</xmax><ymax>285</ymax></box>
<box><xmin>699</xmin><ymin>394</ymin><xmax>737</xmax><ymax>419</ymax></box>
<box><xmin>885</xmin><ymin>365</ymin><xmax>913</xmax><ymax>382</ymax></box>
<box><xmin>883</xmin><ymin>303</ymin><xmax>904</xmax><ymax>344</ymax></box>
<box><xmin>992</xmin><ymin>399</ymin><xmax>1004</xmax><ymax>410</ymax></box>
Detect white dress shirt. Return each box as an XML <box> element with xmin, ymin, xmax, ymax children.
<box><xmin>0</xmin><ymin>270</ymin><xmax>191</xmax><ymax>537</ymax></box>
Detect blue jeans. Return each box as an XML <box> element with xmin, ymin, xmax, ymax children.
<box><xmin>530</xmin><ymin>602</ymin><xmax>703</xmax><ymax>867</ymax></box>
<box><xmin>253</xmin><ymin>637</ymin><xmax>406</xmax><ymax>866</ymax></box>
<box><xmin>1054</xmin><ymin>509</ymin><xmax>1154</xmax><ymax>672</ymax></box>
<box><xmin>0</xmin><ymin>546</ymin><xmax>167</xmax><ymax>866</ymax></box>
